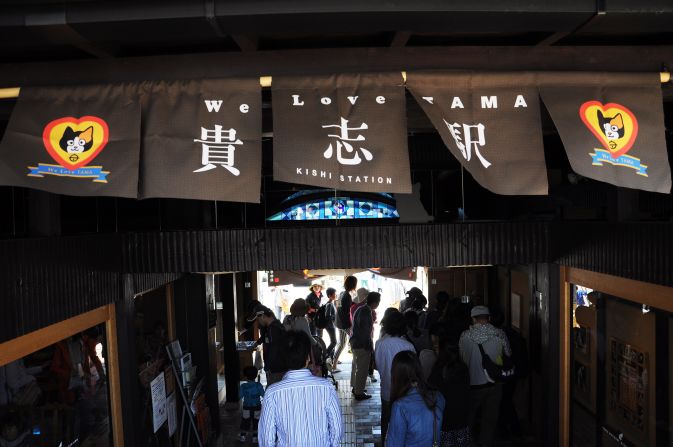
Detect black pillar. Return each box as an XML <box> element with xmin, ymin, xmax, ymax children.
<box><xmin>532</xmin><ymin>263</ymin><xmax>560</xmax><ymax>446</ymax></box>
<box><xmin>218</xmin><ymin>273</ymin><xmax>241</xmax><ymax>405</ymax></box>
<box><xmin>115</xmin><ymin>274</ymin><xmax>143</xmax><ymax>447</ymax></box>
<box><xmin>173</xmin><ymin>274</ymin><xmax>220</xmax><ymax>435</ymax></box>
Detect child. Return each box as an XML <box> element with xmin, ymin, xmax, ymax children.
<box><xmin>239</xmin><ymin>366</ymin><xmax>264</xmax><ymax>443</ymax></box>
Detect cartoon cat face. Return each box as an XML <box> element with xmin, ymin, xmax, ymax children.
<box><xmin>59</xmin><ymin>126</ymin><xmax>94</xmax><ymax>154</ymax></box>
<box><xmin>597</xmin><ymin>111</ymin><xmax>624</xmax><ymax>140</ymax></box>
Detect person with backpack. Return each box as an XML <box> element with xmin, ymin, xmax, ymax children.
<box><xmin>315</xmin><ymin>287</ymin><xmax>338</xmax><ymax>359</ymax></box>
<box><xmin>458</xmin><ymin>306</ymin><xmax>511</xmax><ymax>447</ymax></box>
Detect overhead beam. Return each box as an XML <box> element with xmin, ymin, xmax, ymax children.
<box><xmin>0</xmin><ymin>46</ymin><xmax>671</xmax><ymax>88</ymax></box>
<box><xmin>33</xmin><ymin>24</ymin><xmax>116</xmax><ymax>59</ymax></box>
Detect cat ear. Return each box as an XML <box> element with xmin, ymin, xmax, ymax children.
<box><xmin>596</xmin><ymin>110</ymin><xmax>605</xmax><ymax>122</ymax></box>
<box><xmin>610</xmin><ymin>113</ymin><xmax>624</xmax><ymax>129</ymax></box>
<box><xmin>62</xmin><ymin>126</ymin><xmax>76</xmax><ymax>137</ymax></box>
<box><xmin>79</xmin><ymin>126</ymin><xmax>94</xmax><ymax>143</ymax></box>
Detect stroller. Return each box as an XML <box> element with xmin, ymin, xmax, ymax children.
<box><xmin>312</xmin><ymin>335</ymin><xmax>338</xmax><ymax>390</ymax></box>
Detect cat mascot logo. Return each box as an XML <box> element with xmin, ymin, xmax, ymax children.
<box><xmin>28</xmin><ymin>116</ymin><xmax>110</xmax><ymax>182</ymax></box>
<box><xmin>579</xmin><ymin>101</ymin><xmax>647</xmax><ymax>177</ymax></box>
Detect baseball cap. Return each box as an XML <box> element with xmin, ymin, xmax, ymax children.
<box><xmin>470</xmin><ymin>305</ymin><xmax>490</xmax><ymax>318</ymax></box>
<box><xmin>246</xmin><ymin>304</ymin><xmax>272</xmax><ymax>322</ymax></box>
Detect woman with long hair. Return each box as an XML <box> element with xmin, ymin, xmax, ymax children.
<box><xmin>427</xmin><ymin>336</ymin><xmax>471</xmax><ymax>447</ymax></box>
<box><xmin>386</xmin><ymin>351</ymin><xmax>445</xmax><ymax>447</ymax></box>
<box><xmin>332</xmin><ymin>275</ymin><xmax>357</xmax><ymax>373</ymax></box>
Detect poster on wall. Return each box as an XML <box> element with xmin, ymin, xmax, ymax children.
<box><xmin>540</xmin><ymin>72</ymin><xmax>671</xmax><ymax>193</ymax></box>
<box><xmin>150</xmin><ymin>371</ymin><xmax>167</xmax><ymax>432</ymax></box>
<box><xmin>0</xmin><ymin>84</ymin><xmax>141</xmax><ymax>197</ymax></box>
<box><xmin>609</xmin><ymin>338</ymin><xmax>648</xmax><ymax>435</ymax></box>
<box><xmin>272</xmin><ymin>73</ymin><xmax>412</xmax><ymax>193</ymax></box>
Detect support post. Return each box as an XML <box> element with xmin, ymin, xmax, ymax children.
<box><xmin>219</xmin><ymin>273</ymin><xmax>241</xmax><ymax>407</ymax></box>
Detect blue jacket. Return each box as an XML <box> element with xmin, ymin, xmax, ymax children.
<box><xmin>386</xmin><ymin>388</ymin><xmax>445</xmax><ymax>447</ymax></box>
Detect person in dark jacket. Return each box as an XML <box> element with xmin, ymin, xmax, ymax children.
<box><xmin>247</xmin><ymin>305</ymin><xmax>287</xmax><ymax>387</ymax></box>
<box><xmin>428</xmin><ymin>336</ymin><xmax>472</xmax><ymax>446</ymax></box>
<box><xmin>305</xmin><ymin>284</ymin><xmax>323</xmax><ymax>336</ymax></box>
<box><xmin>318</xmin><ymin>287</ymin><xmax>338</xmax><ymax>360</ymax></box>
<box><xmin>333</xmin><ymin>275</ymin><xmax>357</xmax><ymax>371</ymax></box>
<box><xmin>350</xmin><ymin>292</ymin><xmax>381</xmax><ymax>400</ymax></box>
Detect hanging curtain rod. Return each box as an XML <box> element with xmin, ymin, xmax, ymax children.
<box><xmin>0</xmin><ymin>72</ymin><xmax>669</xmax><ymax>99</ymax></box>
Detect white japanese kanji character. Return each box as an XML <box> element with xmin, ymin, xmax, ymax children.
<box><xmin>321</xmin><ymin>117</ymin><xmax>373</xmax><ymax>166</ymax></box>
<box><xmin>193</xmin><ymin>125</ymin><xmax>243</xmax><ymax>175</ymax></box>
<box><xmin>444</xmin><ymin>120</ymin><xmax>492</xmax><ymax>169</ymax></box>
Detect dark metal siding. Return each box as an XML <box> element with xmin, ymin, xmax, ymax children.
<box><xmin>555</xmin><ymin>222</ymin><xmax>673</xmax><ymax>287</ymax></box>
<box><xmin>4</xmin><ymin>221</ymin><xmax>673</xmax><ymax>343</ymax></box>
<box><xmin>0</xmin><ymin>268</ymin><xmax>118</xmax><ymax>343</ymax></box>
<box><xmin>122</xmin><ymin>222</ymin><xmax>551</xmax><ymax>272</ymax></box>
<box><xmin>133</xmin><ymin>273</ymin><xmax>184</xmax><ymax>295</ymax></box>
<box><xmin>0</xmin><ymin>234</ymin><xmax>121</xmax><ymax>343</ymax></box>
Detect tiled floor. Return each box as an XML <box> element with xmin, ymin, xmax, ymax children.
<box><xmin>217</xmin><ymin>352</ymin><xmax>383</xmax><ymax>446</ymax></box>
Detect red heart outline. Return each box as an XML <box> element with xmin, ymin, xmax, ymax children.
<box><xmin>42</xmin><ymin>116</ymin><xmax>109</xmax><ymax>171</ymax></box>
<box><xmin>579</xmin><ymin>101</ymin><xmax>638</xmax><ymax>159</ymax></box>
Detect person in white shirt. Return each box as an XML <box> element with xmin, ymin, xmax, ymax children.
<box><xmin>259</xmin><ymin>330</ymin><xmax>343</xmax><ymax>447</ymax></box>
<box><xmin>459</xmin><ymin>305</ymin><xmax>511</xmax><ymax>447</ymax></box>
<box><xmin>374</xmin><ymin>309</ymin><xmax>415</xmax><ymax>439</ymax></box>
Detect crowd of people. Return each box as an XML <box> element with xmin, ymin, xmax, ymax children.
<box><xmin>243</xmin><ymin>276</ymin><xmax>528</xmax><ymax>447</ymax></box>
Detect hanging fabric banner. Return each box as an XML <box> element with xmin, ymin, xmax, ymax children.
<box><xmin>0</xmin><ymin>84</ymin><xmax>140</xmax><ymax>197</ymax></box>
<box><xmin>272</xmin><ymin>73</ymin><xmax>412</xmax><ymax>193</ymax></box>
<box><xmin>140</xmin><ymin>79</ymin><xmax>262</xmax><ymax>202</ymax></box>
<box><xmin>407</xmin><ymin>72</ymin><xmax>548</xmax><ymax>195</ymax></box>
<box><xmin>539</xmin><ymin>72</ymin><xmax>671</xmax><ymax>193</ymax></box>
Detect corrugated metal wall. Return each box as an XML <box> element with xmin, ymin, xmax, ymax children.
<box><xmin>555</xmin><ymin>222</ymin><xmax>673</xmax><ymax>287</ymax></box>
<box><xmin>122</xmin><ymin>222</ymin><xmax>550</xmax><ymax>272</ymax></box>
<box><xmin>132</xmin><ymin>273</ymin><xmax>184</xmax><ymax>295</ymax></box>
<box><xmin>2</xmin><ymin>220</ymin><xmax>672</xmax><ymax>342</ymax></box>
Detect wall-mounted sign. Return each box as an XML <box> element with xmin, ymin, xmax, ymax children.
<box><xmin>140</xmin><ymin>79</ymin><xmax>262</xmax><ymax>202</ymax></box>
<box><xmin>150</xmin><ymin>371</ymin><xmax>167</xmax><ymax>433</ymax></box>
<box><xmin>407</xmin><ymin>72</ymin><xmax>548</xmax><ymax>195</ymax></box>
<box><xmin>540</xmin><ymin>72</ymin><xmax>671</xmax><ymax>193</ymax></box>
<box><xmin>272</xmin><ymin>73</ymin><xmax>412</xmax><ymax>193</ymax></box>
<box><xmin>0</xmin><ymin>84</ymin><xmax>141</xmax><ymax>197</ymax></box>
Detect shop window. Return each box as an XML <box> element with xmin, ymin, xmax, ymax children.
<box><xmin>0</xmin><ymin>324</ymin><xmax>111</xmax><ymax>447</ymax></box>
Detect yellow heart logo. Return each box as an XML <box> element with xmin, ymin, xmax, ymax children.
<box><xmin>579</xmin><ymin>101</ymin><xmax>638</xmax><ymax>159</ymax></box>
<box><xmin>42</xmin><ymin>116</ymin><xmax>109</xmax><ymax>170</ymax></box>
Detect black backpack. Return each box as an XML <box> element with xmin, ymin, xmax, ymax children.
<box><xmin>314</xmin><ymin>304</ymin><xmax>328</xmax><ymax>329</ymax></box>
<box><xmin>478</xmin><ymin>343</ymin><xmax>516</xmax><ymax>383</ymax></box>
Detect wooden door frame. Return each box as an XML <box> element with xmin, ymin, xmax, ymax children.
<box><xmin>0</xmin><ymin>304</ymin><xmax>124</xmax><ymax>447</ymax></box>
<box><xmin>558</xmin><ymin>266</ymin><xmax>673</xmax><ymax>447</ymax></box>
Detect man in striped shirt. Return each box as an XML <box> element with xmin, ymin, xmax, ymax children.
<box><xmin>259</xmin><ymin>330</ymin><xmax>344</xmax><ymax>447</ymax></box>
